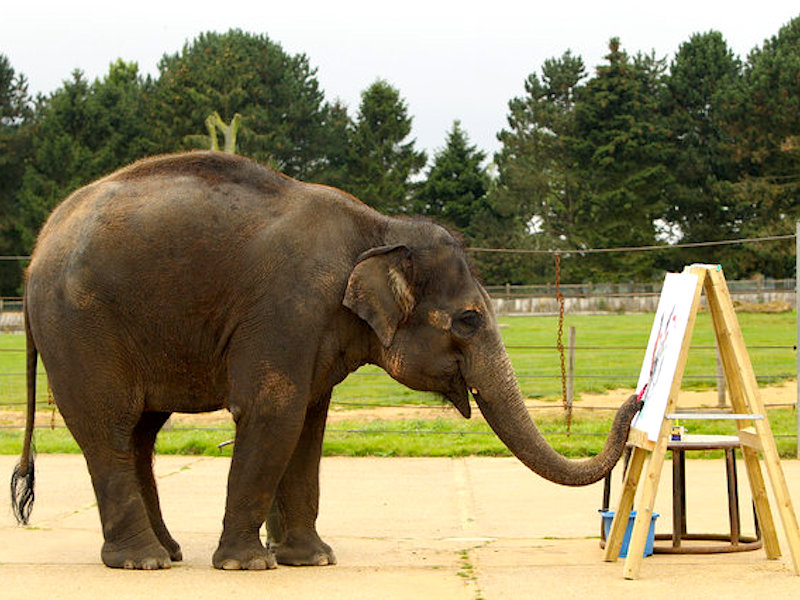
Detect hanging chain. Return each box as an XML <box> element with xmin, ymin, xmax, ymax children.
<box><xmin>554</xmin><ymin>253</ymin><xmax>572</xmax><ymax>434</ymax></box>
<box><xmin>47</xmin><ymin>378</ymin><xmax>57</xmax><ymax>430</ymax></box>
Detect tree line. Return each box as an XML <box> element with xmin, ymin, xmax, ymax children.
<box><xmin>1</xmin><ymin>20</ymin><xmax>799</xmax><ymax>295</ymax></box>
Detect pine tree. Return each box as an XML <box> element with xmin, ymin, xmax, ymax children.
<box><xmin>416</xmin><ymin>120</ymin><xmax>489</xmax><ymax>235</ymax></box>
<box><xmin>15</xmin><ymin>63</ymin><xmax>155</xmax><ymax>250</ymax></box>
<box><xmin>722</xmin><ymin>15</ymin><xmax>800</xmax><ymax>277</ymax></box>
<box><xmin>311</xmin><ymin>100</ymin><xmax>353</xmax><ymax>189</ymax></box>
<box><xmin>152</xmin><ymin>30</ymin><xmax>338</xmax><ymax>181</ymax></box>
<box><xmin>0</xmin><ymin>54</ymin><xmax>33</xmax><ymax>294</ymax></box>
<box><xmin>491</xmin><ymin>51</ymin><xmax>587</xmax><ymax>283</ymax></box>
<box><xmin>663</xmin><ymin>31</ymin><xmax>743</xmax><ymax>269</ymax></box>
<box><xmin>494</xmin><ymin>51</ymin><xmax>586</xmax><ymax>246</ymax></box>
<box><xmin>346</xmin><ymin>80</ymin><xmax>427</xmax><ymax>213</ymax></box>
<box><xmin>570</xmin><ymin>39</ymin><xmax>673</xmax><ymax>280</ymax></box>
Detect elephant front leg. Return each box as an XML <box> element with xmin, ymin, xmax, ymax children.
<box><xmin>270</xmin><ymin>395</ymin><xmax>337</xmax><ymax>567</ymax></box>
<box><xmin>213</xmin><ymin>404</ymin><xmax>306</xmax><ymax>571</ymax></box>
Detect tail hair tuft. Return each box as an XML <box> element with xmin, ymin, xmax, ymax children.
<box><xmin>10</xmin><ymin>450</ymin><xmax>35</xmax><ymax>525</ymax></box>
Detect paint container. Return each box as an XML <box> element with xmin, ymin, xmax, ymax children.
<box><xmin>600</xmin><ymin>511</ymin><xmax>659</xmax><ymax>557</ymax></box>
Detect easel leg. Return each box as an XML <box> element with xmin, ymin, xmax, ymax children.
<box><xmin>756</xmin><ymin>436</ymin><xmax>800</xmax><ymax>571</ymax></box>
<box><xmin>624</xmin><ymin>439</ymin><xmax>670</xmax><ymax>580</ymax></box>
<box><xmin>706</xmin><ymin>266</ymin><xmax>799</xmax><ymax>570</ymax></box>
<box><xmin>737</xmin><ymin>448</ymin><xmax>784</xmax><ymax>559</ymax></box>
<box><xmin>604</xmin><ymin>447</ymin><xmax>647</xmax><ymax>562</ymax></box>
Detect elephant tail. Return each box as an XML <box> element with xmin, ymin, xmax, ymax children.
<box><xmin>11</xmin><ymin>297</ymin><xmax>37</xmax><ymax>525</ymax></box>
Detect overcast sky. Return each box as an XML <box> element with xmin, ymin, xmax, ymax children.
<box><xmin>2</xmin><ymin>1</ymin><xmax>799</xmax><ymax>160</ymax></box>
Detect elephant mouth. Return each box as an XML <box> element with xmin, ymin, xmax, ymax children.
<box><xmin>444</xmin><ymin>375</ymin><xmax>472</xmax><ymax>419</ymax></box>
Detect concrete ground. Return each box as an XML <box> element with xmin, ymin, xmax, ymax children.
<box><xmin>2</xmin><ymin>454</ymin><xmax>800</xmax><ymax>599</ymax></box>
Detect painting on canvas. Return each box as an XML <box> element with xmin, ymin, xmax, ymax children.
<box><xmin>630</xmin><ymin>272</ymin><xmax>699</xmax><ymax>441</ymax></box>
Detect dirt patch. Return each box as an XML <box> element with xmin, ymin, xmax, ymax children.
<box><xmin>571</xmin><ymin>382</ymin><xmax>797</xmax><ymax>409</ymax></box>
<box><xmin>733</xmin><ymin>300</ymin><xmax>793</xmax><ymax>313</ymax></box>
<box><xmin>0</xmin><ymin>407</ymin><xmax>67</xmax><ymax>428</ymax></box>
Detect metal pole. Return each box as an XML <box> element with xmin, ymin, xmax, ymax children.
<box><xmin>796</xmin><ymin>221</ymin><xmax>799</xmax><ymax>458</ymax></box>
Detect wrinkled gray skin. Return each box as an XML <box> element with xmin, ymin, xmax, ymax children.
<box><xmin>14</xmin><ymin>152</ymin><xmax>641</xmax><ymax>570</ymax></box>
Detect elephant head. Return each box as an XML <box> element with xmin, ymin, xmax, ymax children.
<box><xmin>344</xmin><ymin>226</ymin><xmax>641</xmax><ymax>486</ymax></box>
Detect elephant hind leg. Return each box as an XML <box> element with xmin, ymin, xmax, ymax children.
<box><xmin>133</xmin><ymin>411</ymin><xmax>182</xmax><ymax>562</ymax></box>
<box><xmin>82</xmin><ymin>445</ymin><xmax>172</xmax><ymax>569</ymax></box>
<box><xmin>40</xmin><ymin>324</ymin><xmax>171</xmax><ymax>569</ymax></box>
<box><xmin>59</xmin><ymin>393</ymin><xmax>171</xmax><ymax>569</ymax></box>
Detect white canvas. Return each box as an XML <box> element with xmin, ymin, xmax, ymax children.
<box><xmin>630</xmin><ymin>272</ymin><xmax>699</xmax><ymax>441</ymax></box>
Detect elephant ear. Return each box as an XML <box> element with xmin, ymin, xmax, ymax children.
<box><xmin>343</xmin><ymin>244</ymin><xmax>415</xmax><ymax>347</ymax></box>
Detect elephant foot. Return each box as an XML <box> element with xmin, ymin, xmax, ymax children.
<box><xmin>275</xmin><ymin>532</ymin><xmax>337</xmax><ymax>567</ymax></box>
<box><xmin>157</xmin><ymin>534</ymin><xmax>183</xmax><ymax>562</ymax></box>
<box><xmin>163</xmin><ymin>540</ymin><xmax>183</xmax><ymax>563</ymax></box>
<box><xmin>102</xmin><ymin>539</ymin><xmax>172</xmax><ymax>570</ymax></box>
<box><xmin>213</xmin><ymin>542</ymin><xmax>277</xmax><ymax>571</ymax></box>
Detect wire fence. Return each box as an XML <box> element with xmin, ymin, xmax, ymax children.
<box><xmin>0</xmin><ymin>342</ymin><xmax>796</xmax><ymax>442</ymax></box>
<box><xmin>0</xmin><ymin>231</ymin><xmax>798</xmax><ymax>449</ymax></box>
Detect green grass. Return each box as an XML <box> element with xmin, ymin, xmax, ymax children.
<box><xmin>0</xmin><ymin>333</ymin><xmax>49</xmax><ymax>409</ymax></box>
<box><xmin>0</xmin><ymin>428</ymin><xmax>80</xmax><ymax>455</ymax></box>
<box><xmin>323</xmin><ymin>409</ymin><xmax>799</xmax><ymax>458</ymax></box>
<box><xmin>2</xmin><ymin>408</ymin><xmax>796</xmax><ymax>458</ymax></box>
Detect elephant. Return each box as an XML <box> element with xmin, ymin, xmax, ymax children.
<box><xmin>11</xmin><ymin>151</ymin><xmax>642</xmax><ymax>571</ymax></box>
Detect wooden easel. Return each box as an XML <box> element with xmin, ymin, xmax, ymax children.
<box><xmin>603</xmin><ymin>264</ymin><xmax>800</xmax><ymax>579</ymax></box>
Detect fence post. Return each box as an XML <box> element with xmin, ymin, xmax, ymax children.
<box><xmin>796</xmin><ymin>220</ymin><xmax>799</xmax><ymax>458</ymax></box>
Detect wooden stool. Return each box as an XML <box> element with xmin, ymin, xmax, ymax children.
<box><xmin>601</xmin><ymin>435</ymin><xmax>762</xmax><ymax>554</ymax></box>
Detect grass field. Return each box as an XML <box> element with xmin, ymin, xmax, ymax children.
<box><xmin>0</xmin><ymin>311</ymin><xmax>797</xmax><ymax>457</ymax></box>
<box><xmin>1</xmin><ymin>409</ymin><xmax>796</xmax><ymax>458</ymax></box>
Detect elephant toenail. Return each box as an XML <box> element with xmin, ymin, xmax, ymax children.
<box><xmin>247</xmin><ymin>557</ymin><xmax>269</xmax><ymax>570</ymax></box>
<box><xmin>221</xmin><ymin>559</ymin><xmax>242</xmax><ymax>570</ymax></box>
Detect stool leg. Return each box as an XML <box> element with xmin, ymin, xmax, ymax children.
<box><xmin>725</xmin><ymin>448</ymin><xmax>741</xmax><ymax>545</ymax></box>
<box><xmin>753</xmin><ymin>501</ymin><xmax>761</xmax><ymax>541</ymax></box>
<box><xmin>602</xmin><ymin>472</ymin><xmax>611</xmax><ymax>541</ymax></box>
<box><xmin>672</xmin><ymin>449</ymin><xmax>683</xmax><ymax>548</ymax></box>
<box><xmin>680</xmin><ymin>449</ymin><xmax>687</xmax><ymax>537</ymax></box>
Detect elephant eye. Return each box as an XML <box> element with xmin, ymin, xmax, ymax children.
<box><xmin>452</xmin><ymin>309</ymin><xmax>484</xmax><ymax>339</ymax></box>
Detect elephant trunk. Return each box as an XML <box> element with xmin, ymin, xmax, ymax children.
<box><xmin>467</xmin><ymin>333</ymin><xmax>641</xmax><ymax>487</ymax></box>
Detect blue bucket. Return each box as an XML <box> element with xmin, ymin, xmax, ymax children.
<box><xmin>600</xmin><ymin>510</ymin><xmax>659</xmax><ymax>557</ymax></box>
